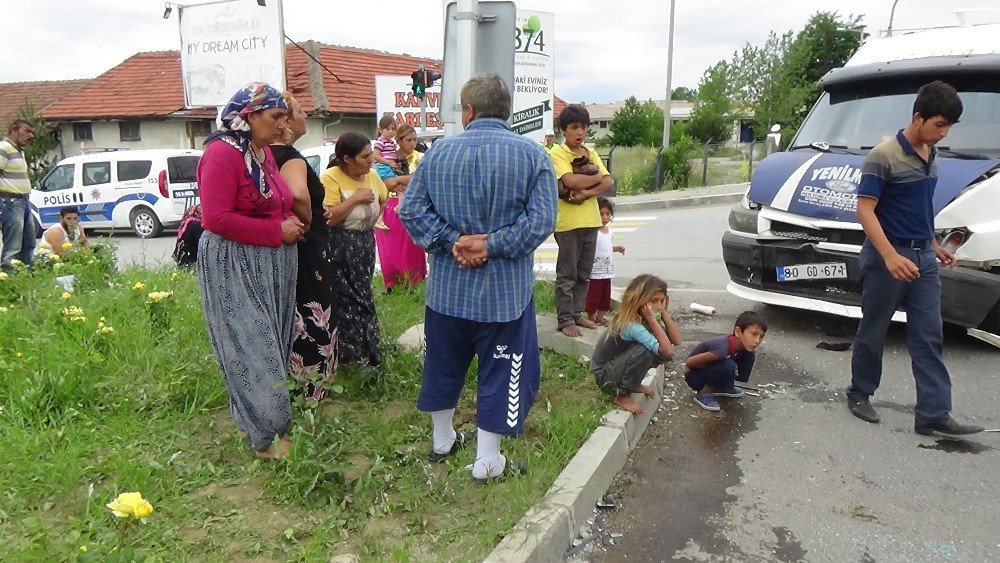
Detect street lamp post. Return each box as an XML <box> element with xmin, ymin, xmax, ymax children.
<box><xmin>887</xmin><ymin>0</ymin><xmax>901</xmax><ymax>37</ymax></box>
<box><xmin>654</xmin><ymin>0</ymin><xmax>676</xmax><ymax>188</ymax></box>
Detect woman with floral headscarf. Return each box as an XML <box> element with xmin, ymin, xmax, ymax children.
<box><xmin>197</xmin><ymin>82</ymin><xmax>305</xmax><ymax>459</ymax></box>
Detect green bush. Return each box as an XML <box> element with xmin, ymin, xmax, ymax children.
<box><xmin>659</xmin><ymin>134</ymin><xmax>699</xmax><ymax>190</ymax></box>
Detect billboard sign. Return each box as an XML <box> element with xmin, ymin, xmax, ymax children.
<box><xmin>178</xmin><ymin>0</ymin><xmax>286</xmax><ymax>107</ymax></box>
<box><xmin>512</xmin><ymin>10</ymin><xmax>554</xmax><ymax>141</ymax></box>
<box><xmin>375</xmin><ymin>76</ymin><xmax>444</xmax><ymax>132</ymax></box>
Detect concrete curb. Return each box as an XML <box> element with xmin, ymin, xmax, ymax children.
<box><xmin>611</xmin><ymin>190</ymin><xmax>744</xmax><ymax>213</ymax></box>
<box><xmin>484</xmin><ymin>313</ymin><xmax>663</xmax><ymax>563</ymax></box>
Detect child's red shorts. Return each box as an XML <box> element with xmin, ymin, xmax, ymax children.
<box><xmin>585</xmin><ymin>278</ymin><xmax>612</xmax><ymax>316</ymax></box>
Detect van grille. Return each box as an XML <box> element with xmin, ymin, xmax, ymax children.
<box><xmin>769</xmin><ymin>221</ymin><xmax>866</xmax><ymax>245</ymax></box>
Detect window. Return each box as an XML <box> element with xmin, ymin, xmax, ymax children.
<box><xmin>82</xmin><ymin>162</ymin><xmax>111</xmax><ymax>186</ymax></box>
<box><xmin>119</xmin><ymin>120</ymin><xmax>141</xmax><ymax>142</ymax></box>
<box><xmin>117</xmin><ymin>160</ymin><xmax>152</xmax><ymax>181</ymax></box>
<box><xmin>167</xmin><ymin>156</ymin><xmax>200</xmax><ymax>183</ymax></box>
<box><xmin>304</xmin><ymin>155</ymin><xmax>321</xmax><ymax>176</ymax></box>
<box><xmin>189</xmin><ymin>120</ymin><xmax>213</xmax><ymax>136</ymax></box>
<box><xmin>73</xmin><ymin>122</ymin><xmax>93</xmax><ymax>141</ymax></box>
<box><xmin>41</xmin><ymin>164</ymin><xmax>75</xmax><ymax>192</ymax></box>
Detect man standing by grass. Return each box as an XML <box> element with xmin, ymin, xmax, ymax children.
<box><xmin>399</xmin><ymin>73</ymin><xmax>557</xmax><ymax>483</ymax></box>
<box><xmin>0</xmin><ymin>119</ymin><xmax>35</xmax><ymax>267</ymax></box>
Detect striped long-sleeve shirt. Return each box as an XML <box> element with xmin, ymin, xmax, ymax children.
<box><xmin>0</xmin><ymin>137</ymin><xmax>30</xmax><ymax>195</ymax></box>
<box><xmin>399</xmin><ymin>118</ymin><xmax>557</xmax><ymax>322</ymax></box>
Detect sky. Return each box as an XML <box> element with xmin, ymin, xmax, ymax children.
<box><xmin>9</xmin><ymin>0</ymin><xmax>999</xmax><ymax>103</ymax></box>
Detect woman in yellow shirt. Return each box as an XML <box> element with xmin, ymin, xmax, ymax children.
<box><xmin>320</xmin><ymin>132</ymin><xmax>388</xmax><ymax>367</ymax></box>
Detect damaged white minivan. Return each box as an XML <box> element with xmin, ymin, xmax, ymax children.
<box><xmin>722</xmin><ymin>22</ymin><xmax>1000</xmax><ymax>341</ymax></box>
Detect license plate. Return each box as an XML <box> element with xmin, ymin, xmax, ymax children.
<box><xmin>776</xmin><ymin>262</ymin><xmax>847</xmax><ymax>282</ymax></box>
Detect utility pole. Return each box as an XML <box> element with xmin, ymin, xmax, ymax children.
<box><xmin>654</xmin><ymin>0</ymin><xmax>676</xmax><ymax>187</ymax></box>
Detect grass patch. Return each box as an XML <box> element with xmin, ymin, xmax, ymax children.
<box><xmin>0</xmin><ymin>247</ymin><xmax>605</xmax><ymax>561</ymax></box>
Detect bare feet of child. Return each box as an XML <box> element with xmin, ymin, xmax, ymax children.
<box><xmin>374</xmin><ymin>219</ymin><xmax>390</xmax><ymax>231</ymax></box>
<box><xmin>636</xmin><ymin>384</ymin><xmax>655</xmax><ymax>399</ymax></box>
<box><xmin>576</xmin><ymin>317</ymin><xmax>598</xmax><ymax>329</ymax></box>
<box><xmin>613</xmin><ymin>394</ymin><xmax>646</xmax><ymax>415</ymax></box>
<box><xmin>593</xmin><ymin>313</ymin><xmax>608</xmax><ymax>326</ymax></box>
<box><xmin>561</xmin><ymin>325</ymin><xmax>583</xmax><ymax>337</ymax></box>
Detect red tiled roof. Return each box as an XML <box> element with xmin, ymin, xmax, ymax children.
<box><xmin>41</xmin><ymin>44</ymin><xmax>566</xmax><ymax>122</ymax></box>
<box><xmin>0</xmin><ymin>79</ymin><xmax>90</xmax><ymax>123</ymax></box>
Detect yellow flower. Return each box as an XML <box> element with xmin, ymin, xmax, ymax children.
<box><xmin>9</xmin><ymin>259</ymin><xmax>23</xmax><ymax>267</ymax></box>
<box><xmin>170</xmin><ymin>272</ymin><xmax>181</xmax><ymax>281</ymax></box>
<box><xmin>50</xmin><ymin>254</ymin><xmax>61</xmax><ymax>262</ymax></box>
<box><xmin>147</xmin><ymin>290</ymin><xmax>174</xmax><ymax>303</ymax></box>
<box><xmin>0</xmin><ymin>307</ymin><xmax>8</xmax><ymax>313</ymax></box>
<box><xmin>87</xmin><ymin>259</ymin><xmax>96</xmax><ymax>265</ymax></box>
<box><xmin>79</xmin><ymin>546</ymin><xmax>87</xmax><ymax>553</ymax></box>
<box><xmin>62</xmin><ymin>242</ymin><xmax>73</xmax><ymax>250</ymax></box>
<box><xmin>38</xmin><ymin>241</ymin><xmax>51</xmax><ymax>249</ymax></box>
<box><xmin>53</xmin><ymin>262</ymin><xmax>64</xmax><ymax>270</ymax></box>
<box><xmin>16</xmin><ymin>351</ymin><xmax>22</xmax><ymax>358</ymax></box>
<box><xmin>97</xmin><ymin>326</ymin><xmax>115</xmax><ymax>335</ymax></box>
<box><xmin>106</xmin><ymin>492</ymin><xmax>154</xmax><ymax>519</ymax></box>
<box><xmin>132</xmin><ymin>282</ymin><xmax>146</xmax><ymax>291</ymax></box>
<box><xmin>97</xmin><ymin>321</ymin><xmax>105</xmax><ymax>328</ymax></box>
<box><xmin>62</xmin><ymin>292</ymin><xmax>73</xmax><ymax>300</ymax></box>
<box><xmin>35</xmin><ymin>246</ymin><xmax>51</xmax><ymax>256</ymax></box>
<box><xmin>0</xmin><ymin>272</ymin><xmax>7</xmax><ymax>281</ymax></box>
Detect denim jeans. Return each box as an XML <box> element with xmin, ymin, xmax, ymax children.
<box><xmin>0</xmin><ymin>194</ymin><xmax>27</xmax><ymax>266</ymax></box>
<box><xmin>849</xmin><ymin>241</ymin><xmax>952</xmax><ymax>420</ymax></box>
<box><xmin>17</xmin><ymin>200</ymin><xmax>35</xmax><ymax>264</ymax></box>
<box><xmin>685</xmin><ymin>351</ymin><xmax>755</xmax><ymax>391</ymax></box>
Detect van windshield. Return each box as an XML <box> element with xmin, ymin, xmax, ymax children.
<box><xmin>793</xmin><ymin>75</ymin><xmax>1000</xmax><ymax>157</ymax></box>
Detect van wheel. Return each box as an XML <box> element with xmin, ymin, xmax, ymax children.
<box><xmin>130</xmin><ymin>207</ymin><xmax>163</xmax><ymax>238</ymax></box>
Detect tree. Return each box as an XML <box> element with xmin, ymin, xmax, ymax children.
<box><xmin>758</xmin><ymin>12</ymin><xmax>864</xmax><ymax>142</ymax></box>
<box><xmin>670</xmin><ymin>86</ymin><xmax>697</xmax><ymax>101</ymax></box>
<box><xmin>605</xmin><ymin>97</ymin><xmax>664</xmax><ymax>147</ymax></box>
<box><xmin>15</xmin><ymin>104</ymin><xmax>59</xmax><ymax>185</ymax></box>
<box><xmin>685</xmin><ymin>62</ymin><xmax>733</xmax><ymax>145</ymax></box>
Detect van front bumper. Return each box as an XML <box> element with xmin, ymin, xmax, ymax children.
<box><xmin>721</xmin><ymin>231</ymin><xmax>1000</xmax><ymax>330</ymax></box>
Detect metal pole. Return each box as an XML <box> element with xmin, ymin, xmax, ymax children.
<box><xmin>444</xmin><ymin>0</ymin><xmax>478</xmax><ymax>137</ymax></box>
<box><xmin>887</xmin><ymin>0</ymin><xmax>901</xmax><ymax>37</ymax></box>
<box><xmin>420</xmin><ymin>92</ymin><xmax>428</xmax><ymax>133</ymax></box>
<box><xmin>661</xmin><ymin>0</ymin><xmax>676</xmax><ymax>149</ymax></box>
<box><xmin>654</xmin><ymin>0</ymin><xmax>676</xmax><ymax>188</ymax></box>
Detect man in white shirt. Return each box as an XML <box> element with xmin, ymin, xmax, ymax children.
<box><xmin>43</xmin><ymin>206</ymin><xmax>88</xmax><ymax>256</ymax></box>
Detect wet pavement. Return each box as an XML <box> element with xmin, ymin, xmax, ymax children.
<box><xmin>567</xmin><ymin>304</ymin><xmax>1000</xmax><ymax>562</ymax></box>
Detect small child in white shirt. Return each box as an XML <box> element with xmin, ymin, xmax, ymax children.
<box><xmin>586</xmin><ymin>197</ymin><xmax>626</xmax><ymax>325</ymax></box>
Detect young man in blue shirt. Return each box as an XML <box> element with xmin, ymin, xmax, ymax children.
<box><xmin>399</xmin><ymin>73</ymin><xmax>557</xmax><ymax>483</ymax></box>
<box><xmin>847</xmin><ymin>81</ymin><xmax>983</xmax><ymax>438</ymax></box>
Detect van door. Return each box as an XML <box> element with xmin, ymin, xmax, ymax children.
<box><xmin>166</xmin><ymin>155</ymin><xmax>200</xmax><ymax>216</ymax></box>
<box><xmin>79</xmin><ymin>160</ymin><xmax>113</xmax><ymax>229</ymax></box>
<box><xmin>32</xmin><ymin>162</ymin><xmax>77</xmax><ymax>229</ymax></box>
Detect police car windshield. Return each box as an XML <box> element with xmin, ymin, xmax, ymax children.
<box><xmin>793</xmin><ymin>77</ymin><xmax>1000</xmax><ymax>157</ymax></box>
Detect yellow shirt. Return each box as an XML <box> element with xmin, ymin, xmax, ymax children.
<box><xmin>320</xmin><ymin>167</ymin><xmax>388</xmax><ymax>230</ymax></box>
<box><xmin>550</xmin><ymin>143</ymin><xmax>609</xmax><ymax>232</ymax></box>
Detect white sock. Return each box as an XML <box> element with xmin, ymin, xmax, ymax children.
<box><xmin>472</xmin><ymin>428</ymin><xmax>505</xmax><ymax>479</ymax></box>
<box><xmin>430</xmin><ymin>408</ymin><xmax>457</xmax><ymax>454</ymax></box>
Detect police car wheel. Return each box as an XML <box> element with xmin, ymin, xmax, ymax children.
<box><xmin>130</xmin><ymin>207</ymin><xmax>163</xmax><ymax>239</ymax></box>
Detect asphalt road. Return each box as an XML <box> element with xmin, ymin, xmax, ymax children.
<box><xmin>94</xmin><ymin>230</ymin><xmax>177</xmax><ymax>269</ymax></box>
<box><xmin>569</xmin><ymin>204</ymin><xmax>1000</xmax><ymax>562</ymax></box>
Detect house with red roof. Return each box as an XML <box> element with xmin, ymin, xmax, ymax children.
<box><xmin>35</xmin><ymin>42</ymin><xmax>566</xmax><ymax>158</ymax></box>
<box><xmin>0</xmin><ymin>79</ymin><xmax>90</xmax><ymax>126</ymax></box>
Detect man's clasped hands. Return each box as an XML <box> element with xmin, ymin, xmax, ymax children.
<box><xmin>452</xmin><ymin>234</ymin><xmax>488</xmax><ymax>268</ymax></box>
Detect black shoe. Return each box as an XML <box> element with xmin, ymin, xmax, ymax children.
<box><xmin>915</xmin><ymin>416</ymin><xmax>984</xmax><ymax>438</ymax></box>
<box><xmin>473</xmin><ymin>458</ymin><xmax>527</xmax><ymax>485</ymax></box>
<box><xmin>428</xmin><ymin>430</ymin><xmax>469</xmax><ymax>463</ymax></box>
<box><xmin>848</xmin><ymin>395</ymin><xmax>880</xmax><ymax>423</ymax></box>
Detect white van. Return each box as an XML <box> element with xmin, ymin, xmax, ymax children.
<box><xmin>722</xmin><ymin>22</ymin><xmax>1000</xmax><ymax>337</ymax></box>
<box><xmin>30</xmin><ymin>149</ymin><xmax>202</xmax><ymax>238</ymax></box>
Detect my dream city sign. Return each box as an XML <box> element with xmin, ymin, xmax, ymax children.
<box><xmin>178</xmin><ymin>0</ymin><xmax>286</xmax><ymax>108</ymax></box>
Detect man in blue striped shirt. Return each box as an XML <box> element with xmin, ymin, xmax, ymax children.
<box><xmin>399</xmin><ymin>73</ymin><xmax>557</xmax><ymax>483</ymax></box>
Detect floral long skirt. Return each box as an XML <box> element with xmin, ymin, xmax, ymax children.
<box><xmin>328</xmin><ymin>227</ymin><xmax>381</xmax><ymax>366</ymax></box>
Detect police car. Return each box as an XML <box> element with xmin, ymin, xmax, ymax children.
<box><xmin>30</xmin><ymin>149</ymin><xmax>202</xmax><ymax>238</ymax></box>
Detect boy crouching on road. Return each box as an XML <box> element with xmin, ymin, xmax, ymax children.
<box><xmin>685</xmin><ymin>311</ymin><xmax>766</xmax><ymax>412</ymax></box>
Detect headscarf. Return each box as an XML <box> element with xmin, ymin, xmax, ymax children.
<box><xmin>204</xmin><ymin>82</ymin><xmax>287</xmax><ymax>197</ymax></box>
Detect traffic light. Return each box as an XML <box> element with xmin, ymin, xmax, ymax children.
<box><xmin>426</xmin><ymin>70</ymin><xmax>442</xmax><ymax>88</ymax></box>
<box><xmin>411</xmin><ymin>67</ymin><xmax>426</xmax><ymax>98</ymax></box>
